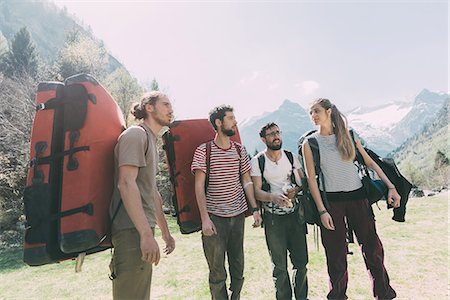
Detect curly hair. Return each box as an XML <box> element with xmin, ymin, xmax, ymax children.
<box><xmin>259</xmin><ymin>122</ymin><xmax>279</xmax><ymax>138</ymax></box>
<box><xmin>209</xmin><ymin>105</ymin><xmax>234</xmax><ymax>130</ymax></box>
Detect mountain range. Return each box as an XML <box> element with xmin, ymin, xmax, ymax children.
<box><xmin>1</xmin><ymin>0</ymin><xmax>447</xmax><ymax>165</ymax></box>
<box><xmin>239</xmin><ymin>100</ymin><xmax>313</xmax><ymax>155</ymax></box>
<box><xmin>239</xmin><ymin>89</ymin><xmax>449</xmax><ymax>157</ymax></box>
<box><xmin>392</xmin><ymin>97</ymin><xmax>449</xmax><ymax>187</ymax></box>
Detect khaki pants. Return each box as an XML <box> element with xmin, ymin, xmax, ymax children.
<box><xmin>110</xmin><ymin>228</ymin><xmax>153</xmax><ymax>300</ymax></box>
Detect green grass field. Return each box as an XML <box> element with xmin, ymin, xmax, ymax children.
<box><xmin>0</xmin><ymin>194</ymin><xmax>448</xmax><ymax>299</ymax></box>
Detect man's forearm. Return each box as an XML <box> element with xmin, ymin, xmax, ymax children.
<box><xmin>254</xmin><ymin>188</ymin><xmax>274</xmax><ymax>203</ymax></box>
<box><xmin>244</xmin><ymin>186</ymin><xmax>259</xmax><ymax>209</ymax></box>
<box><xmin>195</xmin><ymin>187</ymin><xmax>210</xmax><ymax>221</ymax></box>
<box><xmin>242</xmin><ymin>172</ymin><xmax>259</xmax><ymax>208</ymax></box>
<box><xmin>194</xmin><ymin>171</ymin><xmax>210</xmax><ymax>221</ymax></box>
<box><xmin>154</xmin><ymin>191</ymin><xmax>171</xmax><ymax>238</ymax></box>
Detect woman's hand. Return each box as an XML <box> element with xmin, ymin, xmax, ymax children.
<box><xmin>387</xmin><ymin>188</ymin><xmax>401</xmax><ymax>208</ymax></box>
<box><xmin>320</xmin><ymin>211</ymin><xmax>335</xmax><ymax>230</ymax></box>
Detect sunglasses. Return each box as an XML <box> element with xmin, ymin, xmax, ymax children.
<box><xmin>265</xmin><ymin>130</ymin><xmax>282</xmax><ymax>138</ymax></box>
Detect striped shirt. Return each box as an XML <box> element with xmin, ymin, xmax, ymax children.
<box><xmin>308</xmin><ymin>132</ymin><xmax>363</xmax><ymax>192</ymax></box>
<box><xmin>191</xmin><ymin>141</ymin><xmax>250</xmax><ymax>217</ymax></box>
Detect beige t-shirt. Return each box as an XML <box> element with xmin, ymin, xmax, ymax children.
<box><xmin>109</xmin><ymin>123</ymin><xmax>159</xmax><ymax>232</ymax></box>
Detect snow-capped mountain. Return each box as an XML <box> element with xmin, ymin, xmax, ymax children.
<box><xmin>346</xmin><ymin>102</ymin><xmax>412</xmax><ymax>154</ymax></box>
<box><xmin>239</xmin><ymin>89</ymin><xmax>449</xmax><ymax>157</ymax></box>
<box><xmin>239</xmin><ymin>99</ymin><xmax>314</xmax><ymax>155</ymax></box>
<box><xmin>389</xmin><ymin>89</ymin><xmax>449</xmax><ymax>143</ymax></box>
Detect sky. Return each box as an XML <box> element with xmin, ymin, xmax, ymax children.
<box><xmin>53</xmin><ymin>0</ymin><xmax>449</xmax><ymax>122</ymax></box>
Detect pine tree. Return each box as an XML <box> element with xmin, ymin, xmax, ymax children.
<box><xmin>1</xmin><ymin>27</ymin><xmax>39</xmax><ymax>79</ymax></box>
<box><xmin>104</xmin><ymin>67</ymin><xmax>143</xmax><ymax>126</ymax></box>
<box><xmin>150</xmin><ymin>78</ymin><xmax>159</xmax><ymax>91</ymax></box>
<box><xmin>434</xmin><ymin>150</ymin><xmax>449</xmax><ymax>169</ymax></box>
<box><xmin>56</xmin><ymin>28</ymin><xmax>108</xmax><ymax>80</ymax></box>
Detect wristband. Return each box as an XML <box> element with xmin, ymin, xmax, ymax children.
<box><xmin>319</xmin><ymin>209</ymin><xmax>328</xmax><ymax>216</ymax></box>
<box><xmin>243</xmin><ymin>182</ymin><xmax>254</xmax><ymax>189</ymax></box>
<box><xmin>250</xmin><ymin>207</ymin><xmax>259</xmax><ymax>213</ymax></box>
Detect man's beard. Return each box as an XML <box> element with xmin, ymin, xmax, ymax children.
<box><xmin>221</xmin><ymin>127</ymin><xmax>235</xmax><ymax>137</ymax></box>
<box><xmin>267</xmin><ymin>141</ymin><xmax>282</xmax><ymax>150</ymax></box>
<box><xmin>153</xmin><ymin>112</ymin><xmax>172</xmax><ymax>127</ymax></box>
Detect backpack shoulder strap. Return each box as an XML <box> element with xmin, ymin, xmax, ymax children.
<box><xmin>233</xmin><ymin>141</ymin><xmax>242</xmax><ymax>158</ymax></box>
<box><xmin>205</xmin><ymin>141</ymin><xmax>212</xmax><ymax>192</ymax></box>
<box><xmin>349</xmin><ymin>129</ymin><xmax>366</xmax><ymax>168</ymax></box>
<box><xmin>283</xmin><ymin>150</ymin><xmax>297</xmax><ymax>185</ymax></box>
<box><xmin>138</xmin><ymin>124</ymin><xmax>150</xmax><ymax>156</ymax></box>
<box><xmin>257</xmin><ymin>153</ymin><xmax>265</xmax><ymax>178</ymax></box>
<box><xmin>232</xmin><ymin>141</ymin><xmax>243</xmax><ymax>175</ymax></box>
<box><xmin>284</xmin><ymin>150</ymin><xmax>294</xmax><ymax>167</ymax></box>
<box><xmin>307</xmin><ymin>137</ymin><xmax>329</xmax><ymax>208</ymax></box>
<box><xmin>307</xmin><ymin>137</ymin><xmax>320</xmax><ymax>176</ymax></box>
<box><xmin>257</xmin><ymin>153</ymin><xmax>270</xmax><ymax>193</ymax></box>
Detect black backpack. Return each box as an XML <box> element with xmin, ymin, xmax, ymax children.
<box><xmin>297</xmin><ymin>130</ymin><xmax>327</xmax><ymax>225</ymax></box>
<box><xmin>297</xmin><ymin>129</ymin><xmax>412</xmax><ymax>222</ymax></box>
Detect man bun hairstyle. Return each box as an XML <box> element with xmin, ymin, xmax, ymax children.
<box><xmin>312</xmin><ymin>98</ymin><xmax>355</xmax><ymax>161</ymax></box>
<box><xmin>131</xmin><ymin>91</ymin><xmax>167</xmax><ymax>120</ymax></box>
<box><xmin>209</xmin><ymin>105</ymin><xmax>234</xmax><ymax>130</ymax></box>
<box><xmin>259</xmin><ymin>122</ymin><xmax>279</xmax><ymax>137</ymax></box>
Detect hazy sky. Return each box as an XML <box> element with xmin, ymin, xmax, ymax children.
<box><xmin>54</xmin><ymin>0</ymin><xmax>448</xmax><ymax>122</ymax></box>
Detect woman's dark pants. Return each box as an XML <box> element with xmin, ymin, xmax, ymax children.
<box><xmin>321</xmin><ymin>199</ymin><xmax>396</xmax><ymax>300</ymax></box>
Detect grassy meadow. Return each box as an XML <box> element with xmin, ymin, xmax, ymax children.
<box><xmin>0</xmin><ymin>194</ymin><xmax>448</xmax><ymax>299</ymax></box>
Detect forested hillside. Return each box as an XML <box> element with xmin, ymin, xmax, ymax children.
<box><xmin>392</xmin><ymin>99</ymin><xmax>449</xmax><ymax>189</ymax></box>
<box><xmin>0</xmin><ymin>0</ymin><xmax>121</xmax><ymax>71</ymax></box>
<box><xmin>0</xmin><ymin>1</ymin><xmax>173</xmax><ymax>239</ymax></box>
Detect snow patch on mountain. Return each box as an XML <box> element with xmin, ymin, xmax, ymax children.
<box><xmin>239</xmin><ymin>89</ymin><xmax>449</xmax><ymax>156</ymax></box>
<box><xmin>347</xmin><ymin>102</ymin><xmax>412</xmax><ymax>129</ymax></box>
<box><xmin>238</xmin><ymin>111</ymin><xmax>270</xmax><ymax>128</ymax></box>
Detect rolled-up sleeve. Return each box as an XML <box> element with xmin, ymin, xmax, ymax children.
<box><xmin>191</xmin><ymin>143</ymin><xmax>207</xmax><ymax>174</ymax></box>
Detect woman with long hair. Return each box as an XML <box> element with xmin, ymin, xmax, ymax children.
<box><xmin>302</xmin><ymin>98</ymin><xmax>401</xmax><ymax>300</ymax></box>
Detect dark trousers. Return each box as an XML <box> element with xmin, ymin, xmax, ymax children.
<box><xmin>264</xmin><ymin>211</ymin><xmax>308</xmax><ymax>300</ymax></box>
<box><xmin>202</xmin><ymin>213</ymin><xmax>245</xmax><ymax>300</ymax></box>
<box><xmin>321</xmin><ymin>199</ymin><xmax>396</xmax><ymax>300</ymax></box>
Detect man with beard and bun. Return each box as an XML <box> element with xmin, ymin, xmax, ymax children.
<box><xmin>250</xmin><ymin>122</ymin><xmax>308</xmax><ymax>300</ymax></box>
<box><xmin>109</xmin><ymin>91</ymin><xmax>176</xmax><ymax>300</ymax></box>
<box><xmin>192</xmin><ymin>105</ymin><xmax>262</xmax><ymax>300</ymax></box>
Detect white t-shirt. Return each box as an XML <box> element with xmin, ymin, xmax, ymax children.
<box><xmin>250</xmin><ymin>150</ymin><xmax>302</xmax><ymax>215</ymax></box>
